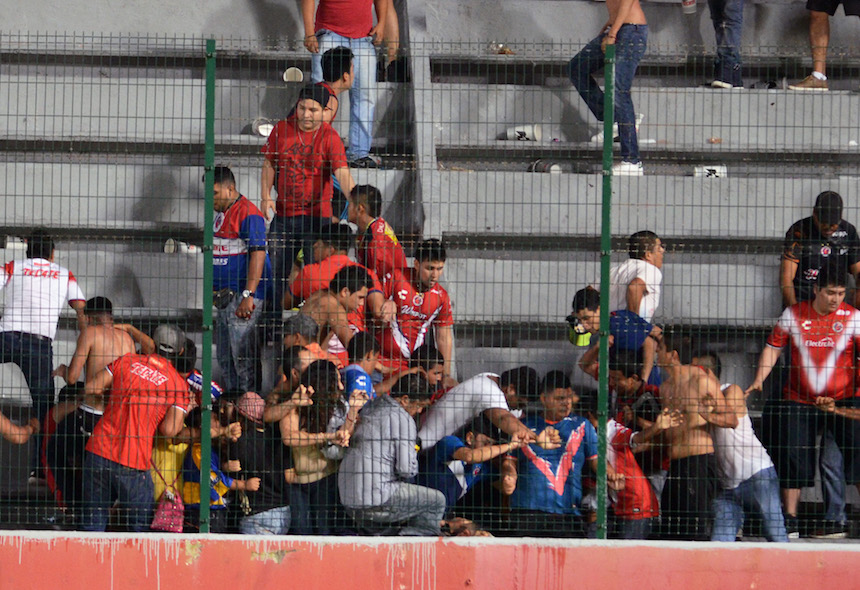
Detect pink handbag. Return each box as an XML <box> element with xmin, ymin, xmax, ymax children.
<box><xmin>151</xmin><ymin>462</ymin><xmax>185</xmax><ymax>533</ymax></box>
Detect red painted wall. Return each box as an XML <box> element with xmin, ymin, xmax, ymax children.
<box><xmin>1</xmin><ymin>533</ymin><xmax>858</xmax><ymax>590</ymax></box>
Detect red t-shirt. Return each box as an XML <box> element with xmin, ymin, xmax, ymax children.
<box><xmin>86</xmin><ymin>354</ymin><xmax>192</xmax><ymax>470</ymax></box>
<box><xmin>261</xmin><ymin>119</ymin><xmax>348</xmax><ymax>218</ymax></box>
<box><xmin>357</xmin><ymin>218</ymin><xmax>408</xmax><ymax>280</ymax></box>
<box><xmin>607</xmin><ymin>421</ymin><xmax>659</xmax><ymax>520</ymax></box>
<box><xmin>767</xmin><ymin>300</ymin><xmax>860</xmax><ymax>404</ymax></box>
<box><xmin>315</xmin><ymin>0</ymin><xmax>374</xmax><ymax>39</ymax></box>
<box><xmin>379</xmin><ymin>268</ymin><xmax>453</xmax><ymax>360</ymax></box>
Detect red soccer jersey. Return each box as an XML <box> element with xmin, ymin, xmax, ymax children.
<box><xmin>314</xmin><ymin>0</ymin><xmax>374</xmax><ymax>39</ymax></box>
<box><xmin>260</xmin><ymin>119</ymin><xmax>348</xmax><ymax>219</ymax></box>
<box><xmin>607</xmin><ymin>421</ymin><xmax>659</xmax><ymax>520</ymax></box>
<box><xmin>380</xmin><ymin>268</ymin><xmax>453</xmax><ymax>360</ymax></box>
<box><xmin>767</xmin><ymin>300</ymin><xmax>860</xmax><ymax>404</ymax></box>
<box><xmin>356</xmin><ymin>217</ymin><xmax>408</xmax><ymax>280</ymax></box>
<box><xmin>86</xmin><ymin>354</ymin><xmax>192</xmax><ymax>471</ymax></box>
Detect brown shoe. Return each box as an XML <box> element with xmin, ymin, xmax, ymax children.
<box><xmin>788</xmin><ymin>74</ymin><xmax>829</xmax><ymax>91</ymax></box>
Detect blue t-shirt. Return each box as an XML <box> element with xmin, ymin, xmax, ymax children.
<box><xmin>342</xmin><ymin>364</ymin><xmax>376</xmax><ymax>400</ymax></box>
<box><xmin>417</xmin><ymin>435</ymin><xmax>485</xmax><ymax>507</ymax></box>
<box><xmin>213</xmin><ymin>195</ymin><xmax>272</xmax><ymax>300</ymax></box>
<box><xmin>511</xmin><ymin>414</ymin><xmax>598</xmax><ymax>515</ymax></box>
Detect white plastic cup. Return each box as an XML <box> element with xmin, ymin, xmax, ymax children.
<box><xmin>283</xmin><ymin>67</ymin><xmax>304</xmax><ymax>83</ymax></box>
<box><xmin>682</xmin><ymin>0</ymin><xmax>697</xmax><ymax>14</ymax></box>
<box><xmin>529</xmin><ymin>159</ymin><xmax>563</xmax><ymax>173</ymax></box>
<box><xmin>505</xmin><ymin>124</ymin><xmax>543</xmax><ymax>141</ymax></box>
<box><xmin>252</xmin><ymin>118</ymin><xmax>275</xmax><ymax>137</ymax></box>
<box><xmin>164</xmin><ymin>239</ymin><xmax>199</xmax><ymax>254</ymax></box>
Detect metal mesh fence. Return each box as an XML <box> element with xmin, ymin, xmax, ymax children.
<box><xmin>1</xmin><ymin>28</ymin><xmax>860</xmax><ymax>541</ymax></box>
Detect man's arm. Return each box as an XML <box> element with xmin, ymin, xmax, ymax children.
<box><xmin>393</xmin><ymin>413</ymin><xmax>418</xmax><ymax>480</ymax></box>
<box><xmin>158</xmin><ymin>406</ymin><xmax>188</xmax><ymax>438</ymax></box>
<box><xmin>260</xmin><ymin>158</ymin><xmax>277</xmax><ymax>220</ymax></box>
<box><xmin>483</xmin><ymin>407</ymin><xmax>537</xmax><ymax>443</ymax></box>
<box><xmin>698</xmin><ymin>379</ymin><xmax>739</xmax><ymax>429</ymax></box>
<box><xmin>746</xmin><ymin>345</ymin><xmax>782</xmax><ymax>394</ymax></box>
<box><xmin>84</xmin><ymin>366</ymin><xmax>114</xmax><ymax>398</ymax></box>
<box><xmin>630</xmin><ymin>408</ymin><xmax>682</xmax><ymax>450</ymax></box>
<box><xmin>115</xmin><ymin>323</ymin><xmax>155</xmax><ymax>354</ymax></box>
<box><xmin>779</xmin><ymin>257</ymin><xmax>799</xmax><ymax>308</ymax></box>
<box><xmin>333</xmin><ymin>167</ymin><xmax>355</xmax><ymax>199</ymax></box>
<box><xmin>850</xmin><ymin>261</ymin><xmax>860</xmax><ymax>308</ymax></box>
<box><xmin>236</xmin><ymin>249</ymin><xmax>266</xmax><ymax>318</ymax></box>
<box><xmin>0</xmin><ymin>413</ymin><xmax>39</xmax><ymax>445</ymax></box>
<box><xmin>322</xmin><ymin>297</ymin><xmax>356</xmax><ymax>350</ymax></box>
<box><xmin>815</xmin><ymin>397</ymin><xmax>860</xmax><ymax>421</ymax></box>
<box><xmin>300</xmin><ymin>0</ymin><xmax>319</xmax><ymax>53</ymax></box>
<box><xmin>54</xmin><ymin>328</ymin><xmax>94</xmax><ymax>384</ymax></box>
<box><xmin>626</xmin><ymin>277</ymin><xmax>647</xmax><ymax>317</ymax></box>
<box><xmin>451</xmin><ymin>432</ymin><xmax>527</xmax><ymax>464</ymax></box>
<box><xmin>71</xmin><ymin>300</ymin><xmax>86</xmax><ymax>333</ymax></box>
<box><xmin>370</xmin><ymin>0</ymin><xmax>389</xmax><ymax>45</ymax></box>
<box><xmin>435</xmin><ymin>325</ymin><xmax>454</xmax><ymax>376</ymax></box>
<box><xmin>578</xmin><ymin>343</ymin><xmax>600</xmax><ymax>380</ymax></box>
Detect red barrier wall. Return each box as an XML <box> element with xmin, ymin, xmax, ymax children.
<box><xmin>1</xmin><ymin>533</ymin><xmax>858</xmax><ymax>590</ymax></box>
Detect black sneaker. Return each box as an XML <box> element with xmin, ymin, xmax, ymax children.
<box><xmin>349</xmin><ymin>156</ymin><xmax>380</xmax><ymax>169</ymax></box>
<box><xmin>810</xmin><ymin>520</ymin><xmax>848</xmax><ymax>540</ymax></box>
<box><xmin>784</xmin><ymin>516</ymin><xmax>800</xmax><ymax>540</ymax></box>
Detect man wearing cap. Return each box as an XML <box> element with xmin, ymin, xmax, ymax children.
<box><xmin>81</xmin><ymin>324</ymin><xmax>193</xmax><ymax>532</ymax></box>
<box><xmin>260</xmin><ymin>84</ymin><xmax>356</xmax><ymax>311</ymax></box>
<box><xmin>777</xmin><ymin>190</ymin><xmax>860</xmax><ymax>539</ymax></box>
<box><xmin>212</xmin><ymin>165</ymin><xmax>271</xmax><ymax>393</ymax></box>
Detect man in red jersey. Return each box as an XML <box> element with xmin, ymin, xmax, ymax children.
<box><xmin>748</xmin><ymin>263</ymin><xmax>860</xmax><ymax>537</ymax></box>
<box><xmin>347</xmin><ymin>184</ymin><xmax>408</xmax><ymax>280</ymax></box>
<box><xmin>379</xmin><ymin>239</ymin><xmax>453</xmax><ymax>375</ymax></box>
<box><xmin>80</xmin><ymin>324</ymin><xmax>193</xmax><ymax>531</ymax></box>
<box><xmin>260</xmin><ymin>85</ymin><xmax>356</xmax><ymax>310</ymax></box>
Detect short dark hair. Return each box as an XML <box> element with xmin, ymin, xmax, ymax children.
<box><xmin>410</xmin><ymin>343</ymin><xmax>444</xmax><ymax>371</ymax></box>
<box><xmin>391</xmin><ymin>373</ymin><xmax>433</xmax><ymax>402</ymax></box>
<box><xmin>329</xmin><ymin>265</ymin><xmax>373</xmax><ymax>295</ymax></box>
<box><xmin>577</xmin><ymin>388</ymin><xmax>599</xmax><ymax>416</ymax></box>
<box><xmin>84</xmin><ymin>296</ymin><xmax>113</xmax><ymax>316</ymax></box>
<box><xmin>609</xmin><ymin>348</ymin><xmax>643</xmax><ymax>379</ymax></box>
<box><xmin>317</xmin><ymin>223</ymin><xmax>354</xmax><ymax>253</ymax></box>
<box><xmin>175</xmin><ymin>338</ymin><xmax>197</xmax><ymax>374</ymax></box>
<box><xmin>351</xmin><ymin>184</ymin><xmax>382</xmax><ymax>218</ymax></box>
<box><xmin>299</xmin><ymin>360</ymin><xmax>342</xmax><ymax>432</ymax></box>
<box><xmin>817</xmin><ymin>262</ymin><xmax>847</xmax><ymax>289</ymax></box>
<box><xmin>284</xmin><ymin>313</ymin><xmax>319</xmax><ymax>342</ymax></box>
<box><xmin>457</xmin><ymin>416</ymin><xmax>501</xmax><ymax>442</ymax></box>
<box><xmin>500</xmin><ymin>366</ymin><xmax>540</xmax><ymax>402</ymax></box>
<box><xmin>27</xmin><ymin>228</ymin><xmax>54</xmax><ymax>260</ymax></box>
<box><xmin>628</xmin><ymin>231</ymin><xmax>659</xmax><ymax>260</ymax></box>
<box><xmin>571</xmin><ymin>286</ymin><xmax>600</xmax><ymax>313</ymax></box>
<box><xmin>346</xmin><ymin>331</ymin><xmax>379</xmax><ymax>363</ymax></box>
<box><xmin>414</xmin><ymin>239</ymin><xmax>446</xmax><ymax>263</ymax></box>
<box><xmin>280</xmin><ymin>344</ymin><xmax>305</xmax><ymax>376</ymax></box>
<box><xmin>540</xmin><ymin>370</ymin><xmax>571</xmax><ymax>394</ymax></box>
<box><xmin>212</xmin><ymin>166</ymin><xmax>236</xmax><ymax>187</ymax></box>
<box><xmin>692</xmin><ymin>349</ymin><xmax>722</xmax><ymax>379</ymax></box>
<box><xmin>321</xmin><ymin>46</ymin><xmax>354</xmax><ymax>83</ymax></box>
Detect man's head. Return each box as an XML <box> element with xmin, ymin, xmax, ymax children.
<box><xmin>321</xmin><ymin>46</ymin><xmax>355</xmax><ymax>89</ymax></box>
<box><xmin>312</xmin><ymin>223</ymin><xmax>354</xmax><ymax>262</ymax></box>
<box><xmin>571</xmin><ymin>286</ymin><xmax>601</xmax><ymax>335</ymax></box>
<box><xmin>655</xmin><ymin>337</ymin><xmax>681</xmax><ymax>369</ymax></box>
<box><xmin>410</xmin><ymin>343</ymin><xmax>445</xmax><ymax>387</ymax></box>
<box><xmin>153</xmin><ymin>324</ymin><xmax>186</xmax><ymax>364</ymax></box>
<box><xmin>175</xmin><ymin>338</ymin><xmax>197</xmax><ymax>375</ymax></box>
<box><xmin>84</xmin><ymin>296</ymin><xmax>113</xmax><ymax>325</ymax></box>
<box><xmin>211</xmin><ymin>166</ymin><xmax>238</xmax><ymax>212</ymax></box>
<box><xmin>539</xmin><ymin>370</ymin><xmax>578</xmax><ymax>421</ymax></box>
<box><xmin>283</xmin><ymin>313</ymin><xmax>320</xmax><ymax>347</ymax></box>
<box><xmin>279</xmin><ymin>344</ymin><xmax>307</xmax><ymax>390</ymax></box>
<box><xmin>413</xmin><ymin>239</ymin><xmax>447</xmax><ymax>291</ymax></box>
<box><xmin>577</xmin><ymin>388</ymin><xmax>600</xmax><ymax>427</ymax></box>
<box><xmin>301</xmin><ymin>359</ymin><xmax>344</xmax><ymax>397</ymax></box>
<box><xmin>608</xmin><ymin>348</ymin><xmax>644</xmax><ymax>396</ymax></box>
<box><xmin>26</xmin><ymin>228</ymin><xmax>54</xmax><ymax>261</ymax></box>
<box><xmin>813</xmin><ymin>191</ymin><xmax>844</xmax><ymax>239</ymax></box>
<box><xmin>329</xmin><ymin>265</ymin><xmax>373</xmax><ymax>311</ymax></box>
<box><xmin>391</xmin><ymin>373</ymin><xmax>433</xmax><ymax>417</ymax></box>
<box><xmin>499</xmin><ymin>366</ymin><xmax>540</xmax><ymax>410</ymax></box>
<box><xmin>347</xmin><ymin>184</ymin><xmax>382</xmax><ymax>225</ymax></box>
<box><xmin>691</xmin><ymin>349</ymin><xmax>722</xmax><ymax>380</ymax></box>
<box><xmin>346</xmin><ymin>330</ymin><xmax>380</xmax><ymax>369</ymax></box>
<box><xmin>813</xmin><ymin>262</ymin><xmax>847</xmax><ymax>314</ymax></box>
<box><xmin>459</xmin><ymin>417</ymin><xmax>499</xmax><ymax>450</ymax></box>
<box><xmin>628</xmin><ymin>230</ymin><xmax>665</xmax><ymax>269</ymax></box>
<box><xmin>295</xmin><ymin>84</ymin><xmax>331</xmax><ymax>132</ymax></box>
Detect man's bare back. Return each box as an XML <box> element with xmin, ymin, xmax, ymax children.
<box><xmin>56</xmin><ymin>323</ymin><xmax>135</xmax><ymax>409</ymax></box>
<box><xmin>299</xmin><ymin>290</ymin><xmax>353</xmax><ymax>353</ymax></box>
<box><xmin>660</xmin><ymin>365</ymin><xmax>716</xmax><ymax>460</ymax></box>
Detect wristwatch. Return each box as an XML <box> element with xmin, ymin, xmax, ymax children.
<box><xmin>242</xmin><ymin>289</ymin><xmax>253</xmax><ymax>299</ymax></box>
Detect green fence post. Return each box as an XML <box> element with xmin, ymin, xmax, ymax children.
<box><xmin>596</xmin><ymin>43</ymin><xmax>615</xmax><ymax>541</ymax></box>
<box><xmin>199</xmin><ymin>37</ymin><xmax>217</xmax><ymax>534</ymax></box>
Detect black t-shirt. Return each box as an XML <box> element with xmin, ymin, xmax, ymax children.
<box><xmin>783</xmin><ymin>216</ymin><xmax>860</xmax><ymax>302</ymax></box>
<box><xmin>233</xmin><ymin>419</ymin><xmax>290</xmax><ymax>515</ymax></box>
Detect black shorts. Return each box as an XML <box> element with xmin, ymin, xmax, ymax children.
<box><xmin>761</xmin><ymin>398</ymin><xmax>860</xmax><ymax>489</ymax></box>
<box><xmin>806</xmin><ymin>0</ymin><xmax>860</xmax><ymax>16</ymax></box>
<box><xmin>660</xmin><ymin>454</ymin><xmax>717</xmax><ymax>540</ymax></box>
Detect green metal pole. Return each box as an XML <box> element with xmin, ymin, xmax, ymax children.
<box><xmin>596</xmin><ymin>43</ymin><xmax>615</xmax><ymax>541</ymax></box>
<box><xmin>199</xmin><ymin>38</ymin><xmax>217</xmax><ymax>534</ymax></box>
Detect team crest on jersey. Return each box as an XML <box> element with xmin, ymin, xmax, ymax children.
<box><xmin>413</xmin><ymin>293</ymin><xmax>424</xmax><ymax>306</ymax></box>
<box><xmin>214</xmin><ymin>212</ymin><xmax>225</xmax><ymax>232</ymax></box>
<box><xmin>821</xmin><ymin>245</ymin><xmax>832</xmax><ymax>256</ymax></box>
<box><xmin>802</xmin><ymin>320</ymin><xmax>812</xmax><ymax>330</ymax></box>
<box><xmin>833</xmin><ymin>322</ymin><xmax>844</xmax><ymax>333</ymax></box>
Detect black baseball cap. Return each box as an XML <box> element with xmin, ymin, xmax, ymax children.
<box><xmin>814</xmin><ymin>191</ymin><xmax>843</xmax><ymax>226</ymax></box>
<box><xmin>296</xmin><ymin>83</ymin><xmax>332</xmax><ymax>110</ymax></box>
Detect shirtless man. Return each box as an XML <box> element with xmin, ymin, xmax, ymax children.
<box><xmin>298</xmin><ymin>265</ymin><xmax>373</xmax><ymax>365</ymax></box>
<box><xmin>657</xmin><ymin>339</ymin><xmax>734</xmax><ymax>539</ymax></box>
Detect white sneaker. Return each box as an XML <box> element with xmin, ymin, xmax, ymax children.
<box><xmin>590</xmin><ymin>113</ymin><xmax>644</xmax><ymax>143</ymax></box>
<box><xmin>611</xmin><ymin>161</ymin><xmax>644</xmax><ymax>176</ymax></box>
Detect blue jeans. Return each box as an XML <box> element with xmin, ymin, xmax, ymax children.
<box><xmin>312</xmin><ymin>30</ymin><xmax>376</xmax><ymax>160</ymax></box>
<box><xmin>569</xmin><ymin>24</ymin><xmax>648</xmax><ymax>164</ymax></box>
<box><xmin>614</xmin><ymin>517</ymin><xmax>653</xmax><ymax>540</ymax></box>
<box><xmin>0</xmin><ymin>331</ymin><xmax>54</xmax><ymax>420</ymax></box>
<box><xmin>214</xmin><ymin>291</ymin><xmax>263</xmax><ymax>392</ymax></box>
<box><xmin>708</xmin><ymin>0</ymin><xmax>744</xmax><ymax>85</ymax></box>
<box><xmin>347</xmin><ymin>483</ymin><xmax>446</xmax><ymax>536</ymax></box>
<box><xmin>81</xmin><ymin>452</ymin><xmax>155</xmax><ymax>532</ymax></box>
<box><xmin>240</xmin><ymin>506</ymin><xmax>292</xmax><ymax>535</ymax></box>
<box><xmin>268</xmin><ymin>215</ymin><xmax>327</xmax><ymax>309</ymax></box>
<box><xmin>819</xmin><ymin>429</ymin><xmax>847</xmax><ymax>523</ymax></box>
<box><xmin>711</xmin><ymin>466</ymin><xmax>788</xmax><ymax>542</ymax></box>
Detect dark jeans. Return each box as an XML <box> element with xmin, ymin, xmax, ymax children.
<box><xmin>569</xmin><ymin>24</ymin><xmax>648</xmax><ymax>164</ymax></box>
<box><xmin>0</xmin><ymin>331</ymin><xmax>54</xmax><ymax>420</ymax></box>
<box><xmin>81</xmin><ymin>452</ymin><xmax>154</xmax><ymax>532</ymax></box>
<box><xmin>708</xmin><ymin>0</ymin><xmax>744</xmax><ymax>85</ymax></box>
<box><xmin>268</xmin><ymin>215</ymin><xmax>327</xmax><ymax>310</ymax></box>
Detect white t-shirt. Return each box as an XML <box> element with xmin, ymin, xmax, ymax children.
<box><xmin>418</xmin><ymin>372</ymin><xmax>509</xmax><ymax>450</ymax></box>
<box><xmin>0</xmin><ymin>258</ymin><xmax>85</xmax><ymax>340</ymax></box>
<box><xmin>608</xmin><ymin>258</ymin><xmax>662</xmax><ymax>322</ymax></box>
<box><xmin>710</xmin><ymin>384</ymin><xmax>774</xmax><ymax>489</ymax></box>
